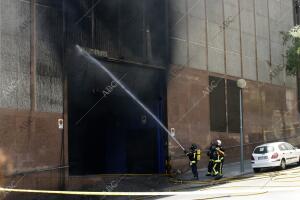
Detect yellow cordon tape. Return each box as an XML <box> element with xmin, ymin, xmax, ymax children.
<box><xmin>1</xmin><ymin>188</ymin><xmax>174</xmax><ymax>196</ymax></box>
<box><xmin>1</xmin><ymin>187</ymin><xmax>300</xmax><ymax>196</ymax></box>
<box><xmin>1</xmin><ymin>168</ymin><xmax>300</xmax><ymax>197</ymax></box>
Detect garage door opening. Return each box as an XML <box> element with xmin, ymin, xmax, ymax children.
<box><xmin>67</xmin><ymin>57</ymin><xmax>167</xmax><ymax>175</ymax></box>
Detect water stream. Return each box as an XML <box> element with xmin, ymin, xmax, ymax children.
<box><xmin>75</xmin><ymin>45</ymin><xmax>185</xmax><ymax>151</ymax></box>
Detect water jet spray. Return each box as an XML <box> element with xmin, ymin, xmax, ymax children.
<box><xmin>75</xmin><ymin>45</ymin><xmax>185</xmax><ymax>151</ymax></box>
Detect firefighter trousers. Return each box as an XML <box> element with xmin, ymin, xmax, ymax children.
<box><xmin>190</xmin><ymin>162</ymin><xmax>198</xmax><ymax>179</ymax></box>
<box><xmin>212</xmin><ymin>157</ymin><xmax>224</xmax><ymax>176</ymax></box>
<box><xmin>207</xmin><ymin>159</ymin><xmax>213</xmax><ymax>175</ymax></box>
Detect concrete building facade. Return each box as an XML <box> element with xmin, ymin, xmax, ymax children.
<box><xmin>0</xmin><ymin>0</ymin><xmax>299</xmax><ymax>196</ymax></box>
<box><xmin>167</xmin><ymin>0</ymin><xmax>300</xmax><ymax>171</ymax></box>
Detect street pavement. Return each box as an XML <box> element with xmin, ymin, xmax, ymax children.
<box><xmin>9</xmin><ymin>160</ymin><xmax>298</xmax><ymax>200</ymax></box>
<box><xmin>156</xmin><ymin>164</ymin><xmax>300</xmax><ymax>199</ymax></box>
<box><xmin>161</xmin><ymin>160</ymin><xmax>253</xmax><ymax>192</ymax></box>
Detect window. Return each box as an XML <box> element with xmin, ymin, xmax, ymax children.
<box><xmin>227</xmin><ymin>80</ymin><xmax>240</xmax><ymax>133</ymax></box>
<box><xmin>209</xmin><ymin>77</ymin><xmax>226</xmax><ymax>132</ymax></box>
<box><xmin>284</xmin><ymin>143</ymin><xmax>294</xmax><ymax>150</ymax></box>
<box><xmin>209</xmin><ymin>77</ymin><xmax>240</xmax><ymax>132</ymax></box>
<box><xmin>278</xmin><ymin>144</ymin><xmax>287</xmax><ymax>151</ymax></box>
<box><xmin>254</xmin><ymin>146</ymin><xmax>274</xmax><ymax>154</ymax></box>
<box><xmin>294</xmin><ymin>0</ymin><xmax>300</xmax><ymax>25</ymax></box>
<box><xmin>297</xmin><ymin>70</ymin><xmax>300</xmax><ymax>113</ymax></box>
<box><xmin>294</xmin><ymin>0</ymin><xmax>300</xmax><ymax>112</ymax></box>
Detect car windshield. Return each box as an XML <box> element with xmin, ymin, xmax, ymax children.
<box><xmin>254</xmin><ymin>146</ymin><xmax>274</xmax><ymax>154</ymax></box>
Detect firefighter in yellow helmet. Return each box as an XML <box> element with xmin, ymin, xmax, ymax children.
<box><xmin>212</xmin><ymin>140</ymin><xmax>225</xmax><ymax>180</ymax></box>
<box><xmin>184</xmin><ymin>144</ymin><xmax>201</xmax><ymax>180</ymax></box>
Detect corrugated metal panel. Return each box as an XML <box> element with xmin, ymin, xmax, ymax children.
<box><xmin>0</xmin><ymin>0</ymin><xmax>31</xmax><ymax>109</ymax></box>
<box><xmin>36</xmin><ymin>2</ymin><xmax>63</xmax><ymax>112</ymax></box>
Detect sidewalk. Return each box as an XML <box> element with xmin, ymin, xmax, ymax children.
<box><xmin>37</xmin><ymin>161</ymin><xmax>254</xmax><ymax>200</ymax></box>
<box><xmin>162</xmin><ymin>160</ymin><xmax>253</xmax><ymax>192</ymax></box>
<box><xmin>100</xmin><ymin>160</ymin><xmax>254</xmax><ymax>193</ymax></box>
<box><xmin>177</xmin><ymin>159</ymin><xmax>253</xmax><ymax>181</ymax></box>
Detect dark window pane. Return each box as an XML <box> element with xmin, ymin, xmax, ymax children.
<box><xmin>227</xmin><ymin>80</ymin><xmax>240</xmax><ymax>133</ymax></box>
<box><xmin>209</xmin><ymin>76</ymin><xmax>226</xmax><ymax>132</ymax></box>
<box><xmin>294</xmin><ymin>0</ymin><xmax>300</xmax><ymax>25</ymax></box>
<box><xmin>278</xmin><ymin>144</ymin><xmax>287</xmax><ymax>151</ymax></box>
<box><xmin>284</xmin><ymin>143</ymin><xmax>294</xmax><ymax>150</ymax></box>
<box><xmin>297</xmin><ymin>71</ymin><xmax>300</xmax><ymax>112</ymax></box>
<box><xmin>254</xmin><ymin>146</ymin><xmax>274</xmax><ymax>154</ymax></box>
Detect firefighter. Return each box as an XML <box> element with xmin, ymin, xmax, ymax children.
<box><xmin>184</xmin><ymin>144</ymin><xmax>201</xmax><ymax>180</ymax></box>
<box><xmin>206</xmin><ymin>141</ymin><xmax>216</xmax><ymax>176</ymax></box>
<box><xmin>212</xmin><ymin>140</ymin><xmax>225</xmax><ymax>180</ymax></box>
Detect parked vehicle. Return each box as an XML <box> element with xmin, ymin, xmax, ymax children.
<box><xmin>251</xmin><ymin>142</ymin><xmax>300</xmax><ymax>173</ymax></box>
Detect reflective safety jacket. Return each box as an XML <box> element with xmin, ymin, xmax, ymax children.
<box><xmin>212</xmin><ymin>146</ymin><xmax>225</xmax><ymax>162</ymax></box>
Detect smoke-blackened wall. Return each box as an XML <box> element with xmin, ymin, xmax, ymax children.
<box><xmin>64</xmin><ymin>0</ymin><xmax>168</xmax><ymax>67</ymax></box>
<box><xmin>36</xmin><ymin>1</ymin><xmax>63</xmax><ymax>112</ymax></box>
<box><xmin>65</xmin><ymin>0</ymin><xmax>169</xmax><ymax>175</ymax></box>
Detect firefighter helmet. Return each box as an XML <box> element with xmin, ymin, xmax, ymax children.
<box><xmin>191</xmin><ymin>144</ymin><xmax>197</xmax><ymax>150</ymax></box>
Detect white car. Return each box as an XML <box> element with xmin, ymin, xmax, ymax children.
<box><xmin>251</xmin><ymin>142</ymin><xmax>300</xmax><ymax>173</ymax></box>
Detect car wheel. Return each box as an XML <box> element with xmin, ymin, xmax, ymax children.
<box><xmin>253</xmin><ymin>168</ymin><xmax>260</xmax><ymax>173</ymax></box>
<box><xmin>298</xmin><ymin>156</ymin><xmax>300</xmax><ymax>166</ymax></box>
<box><xmin>280</xmin><ymin>159</ymin><xmax>286</xmax><ymax>170</ymax></box>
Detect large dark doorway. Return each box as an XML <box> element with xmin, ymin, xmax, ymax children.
<box><xmin>67</xmin><ymin>57</ymin><xmax>167</xmax><ymax>175</ymax></box>
<box><xmin>64</xmin><ymin>0</ymin><xmax>168</xmax><ymax>175</ymax></box>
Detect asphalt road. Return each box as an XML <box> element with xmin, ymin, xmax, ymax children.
<box><xmin>156</xmin><ymin>165</ymin><xmax>300</xmax><ymax>199</ymax></box>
